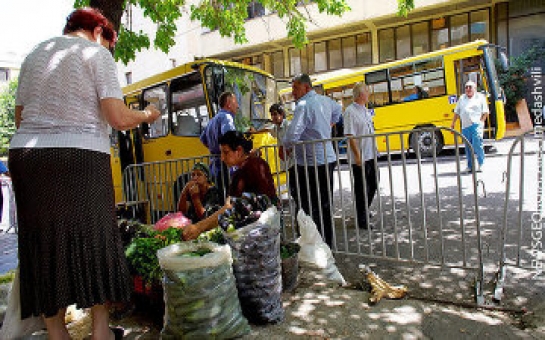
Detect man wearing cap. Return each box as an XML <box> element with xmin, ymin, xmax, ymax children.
<box><xmin>282</xmin><ymin>74</ymin><xmax>342</xmax><ymax>247</ymax></box>
<box><xmin>451</xmin><ymin>80</ymin><xmax>489</xmax><ymax>173</ymax></box>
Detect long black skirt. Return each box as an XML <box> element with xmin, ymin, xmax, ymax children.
<box><xmin>8</xmin><ymin>148</ymin><xmax>132</xmax><ymax>318</ymax></box>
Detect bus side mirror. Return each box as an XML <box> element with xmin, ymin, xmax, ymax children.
<box><xmin>499</xmin><ymin>52</ymin><xmax>509</xmax><ymax>72</ymax></box>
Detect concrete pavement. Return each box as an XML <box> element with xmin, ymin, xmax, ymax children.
<box><xmin>1</xmin><ymin>135</ymin><xmax>544</xmax><ymax>338</ymax></box>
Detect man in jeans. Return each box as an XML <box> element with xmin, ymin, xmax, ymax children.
<box><xmin>282</xmin><ymin>74</ymin><xmax>342</xmax><ymax>247</ymax></box>
<box><xmin>451</xmin><ymin>80</ymin><xmax>489</xmax><ymax>173</ymax></box>
<box><xmin>344</xmin><ymin>82</ymin><xmax>378</xmax><ymax>229</ymax></box>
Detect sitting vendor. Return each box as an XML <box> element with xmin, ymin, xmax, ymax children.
<box><xmin>177</xmin><ymin>162</ymin><xmax>222</xmax><ymax>223</ymax></box>
<box><xmin>182</xmin><ymin>131</ymin><xmax>277</xmax><ymax>240</ymax></box>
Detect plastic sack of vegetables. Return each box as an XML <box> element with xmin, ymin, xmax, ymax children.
<box><xmin>296</xmin><ymin>210</ymin><xmax>346</xmax><ymax>286</ymax></box>
<box><xmin>157</xmin><ymin>241</ymin><xmax>250</xmax><ymax>339</ymax></box>
<box><xmin>220</xmin><ymin>194</ymin><xmax>284</xmax><ymax>325</ymax></box>
<box><xmin>154</xmin><ymin>212</ymin><xmax>191</xmax><ymax>232</ymax></box>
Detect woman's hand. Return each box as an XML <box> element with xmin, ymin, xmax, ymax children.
<box><xmin>143</xmin><ymin>104</ymin><xmax>161</xmax><ymax>124</ymax></box>
<box><xmin>182</xmin><ymin>224</ymin><xmax>202</xmax><ymax>241</ymax></box>
<box><xmin>188</xmin><ymin>183</ymin><xmax>200</xmax><ymax>198</ymax></box>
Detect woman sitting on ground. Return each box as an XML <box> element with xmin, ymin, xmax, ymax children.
<box><xmin>177</xmin><ymin>162</ymin><xmax>222</xmax><ymax>223</ymax></box>
<box><xmin>182</xmin><ymin>131</ymin><xmax>277</xmax><ymax>240</ymax></box>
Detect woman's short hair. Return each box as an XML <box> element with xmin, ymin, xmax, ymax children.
<box><xmin>63</xmin><ymin>8</ymin><xmax>117</xmax><ymax>44</ymax></box>
<box><xmin>269</xmin><ymin>103</ymin><xmax>285</xmax><ymax>117</ymax></box>
<box><xmin>219</xmin><ymin>131</ymin><xmax>253</xmax><ymax>154</ymax></box>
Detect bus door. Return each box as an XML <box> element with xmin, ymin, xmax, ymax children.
<box><xmin>454</xmin><ymin>54</ymin><xmax>495</xmax><ymax>139</ymax></box>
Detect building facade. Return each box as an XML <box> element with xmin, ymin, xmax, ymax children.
<box><xmin>0</xmin><ymin>52</ymin><xmax>21</xmax><ymax>91</ymax></box>
<box><xmin>117</xmin><ymin>0</ymin><xmax>544</xmax><ymax>113</ymax></box>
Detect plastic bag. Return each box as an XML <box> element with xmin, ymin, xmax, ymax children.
<box><xmin>296</xmin><ymin>210</ymin><xmax>346</xmax><ymax>285</ymax></box>
<box><xmin>0</xmin><ymin>267</ymin><xmax>46</xmax><ymax>339</ymax></box>
<box><xmin>154</xmin><ymin>212</ymin><xmax>191</xmax><ymax>232</ymax></box>
<box><xmin>223</xmin><ymin>206</ymin><xmax>284</xmax><ymax>325</ymax></box>
<box><xmin>157</xmin><ymin>241</ymin><xmax>249</xmax><ymax>339</ymax></box>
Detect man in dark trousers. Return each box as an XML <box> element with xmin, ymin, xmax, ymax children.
<box><xmin>282</xmin><ymin>74</ymin><xmax>342</xmax><ymax>247</ymax></box>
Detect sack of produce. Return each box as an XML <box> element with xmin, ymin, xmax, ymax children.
<box><xmin>219</xmin><ymin>193</ymin><xmax>284</xmax><ymax>325</ymax></box>
<box><xmin>157</xmin><ymin>241</ymin><xmax>250</xmax><ymax>339</ymax></box>
<box><xmin>296</xmin><ymin>210</ymin><xmax>346</xmax><ymax>285</ymax></box>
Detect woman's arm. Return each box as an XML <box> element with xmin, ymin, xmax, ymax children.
<box><xmin>182</xmin><ymin>197</ymin><xmax>231</xmax><ymax>240</ymax></box>
<box><xmin>100</xmin><ymin>98</ymin><xmax>160</xmax><ymax>131</ymax></box>
<box><xmin>177</xmin><ymin>184</ymin><xmax>190</xmax><ymax>214</ymax></box>
<box><xmin>15</xmin><ymin>106</ymin><xmax>23</xmax><ymax>129</ymax></box>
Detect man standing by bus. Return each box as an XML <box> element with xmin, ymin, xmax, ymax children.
<box><xmin>200</xmin><ymin>91</ymin><xmax>239</xmax><ymax>197</ymax></box>
<box><xmin>344</xmin><ymin>82</ymin><xmax>378</xmax><ymax>229</ymax></box>
<box><xmin>450</xmin><ymin>80</ymin><xmax>489</xmax><ymax>173</ymax></box>
<box><xmin>282</xmin><ymin>74</ymin><xmax>342</xmax><ymax>247</ymax></box>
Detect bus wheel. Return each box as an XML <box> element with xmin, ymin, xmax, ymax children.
<box><xmin>410</xmin><ymin>129</ymin><xmax>443</xmax><ymax>157</ymax></box>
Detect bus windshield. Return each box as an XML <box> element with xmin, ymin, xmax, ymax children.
<box><xmin>204</xmin><ymin>65</ymin><xmax>276</xmax><ymax>130</ymax></box>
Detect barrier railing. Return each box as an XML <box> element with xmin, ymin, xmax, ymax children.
<box><xmin>494</xmin><ymin>127</ymin><xmax>545</xmax><ymax>302</ymax></box>
<box><xmin>121</xmin><ymin>126</ymin><xmax>486</xmax><ymax>303</ymax></box>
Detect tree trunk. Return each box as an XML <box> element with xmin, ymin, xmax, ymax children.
<box><xmin>89</xmin><ymin>0</ymin><xmax>124</xmax><ymax>32</ymax></box>
<box><xmin>516</xmin><ymin>98</ymin><xmax>534</xmax><ymax>131</ymax></box>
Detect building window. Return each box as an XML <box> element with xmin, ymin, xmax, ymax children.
<box><xmin>379</xmin><ymin>28</ymin><xmax>395</xmax><ymax>63</ymax></box>
<box><xmin>125</xmin><ymin>72</ymin><xmax>132</xmax><ymax>85</ymax></box>
<box><xmin>342</xmin><ymin>36</ymin><xmax>356</xmax><ymax>68</ymax></box>
<box><xmin>451</xmin><ymin>14</ymin><xmax>469</xmax><ymax>47</ymax></box>
<box><xmin>470</xmin><ymin>9</ymin><xmax>489</xmax><ymax>41</ymax></box>
<box><xmin>289</xmin><ymin>47</ymin><xmax>310</xmax><ymax>76</ymax></box>
<box><xmin>396</xmin><ymin>25</ymin><xmax>411</xmax><ymax>59</ymax></box>
<box><xmin>0</xmin><ymin>68</ymin><xmax>9</xmax><ymax>83</ymax></box>
<box><xmin>412</xmin><ymin>22</ymin><xmax>429</xmax><ymax>55</ymax></box>
<box><xmin>328</xmin><ymin>39</ymin><xmax>342</xmax><ymax>70</ymax></box>
<box><xmin>356</xmin><ymin>33</ymin><xmax>372</xmax><ymax>66</ymax></box>
<box><xmin>271</xmin><ymin>51</ymin><xmax>284</xmax><ymax>78</ymax></box>
<box><xmin>247</xmin><ymin>1</ymin><xmax>266</xmax><ymax>19</ymax></box>
<box><xmin>496</xmin><ymin>2</ymin><xmax>508</xmax><ymax>50</ymax></box>
<box><xmin>314</xmin><ymin>42</ymin><xmax>327</xmax><ymax>72</ymax></box>
<box><xmin>432</xmin><ymin>17</ymin><xmax>449</xmax><ymax>50</ymax></box>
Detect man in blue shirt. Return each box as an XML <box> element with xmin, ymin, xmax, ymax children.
<box><xmin>282</xmin><ymin>74</ymin><xmax>342</xmax><ymax>247</ymax></box>
<box><xmin>200</xmin><ymin>92</ymin><xmax>239</xmax><ymax>197</ymax></box>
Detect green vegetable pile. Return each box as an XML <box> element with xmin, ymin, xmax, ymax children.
<box><xmin>280</xmin><ymin>242</ymin><xmax>301</xmax><ymax>260</ymax></box>
<box><xmin>178</xmin><ymin>247</ymin><xmax>213</xmax><ymax>257</ymax></box>
<box><xmin>125</xmin><ymin>227</ymin><xmax>183</xmax><ymax>284</ymax></box>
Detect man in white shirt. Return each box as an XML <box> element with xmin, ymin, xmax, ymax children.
<box><xmin>344</xmin><ymin>82</ymin><xmax>377</xmax><ymax>229</ymax></box>
<box><xmin>451</xmin><ymin>80</ymin><xmax>489</xmax><ymax>172</ymax></box>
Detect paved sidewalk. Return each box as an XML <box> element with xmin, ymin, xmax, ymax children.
<box><xmin>0</xmin><ymin>232</ymin><xmax>18</xmax><ymax>276</ymax></box>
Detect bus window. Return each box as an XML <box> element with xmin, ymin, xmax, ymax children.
<box><xmin>207</xmin><ymin>65</ymin><xmax>276</xmax><ymax>130</ymax></box>
<box><xmin>171</xmin><ymin>74</ymin><xmax>207</xmax><ymax>137</ymax></box>
<box><xmin>142</xmin><ymin>85</ymin><xmax>168</xmax><ymax>138</ymax></box>
<box><xmin>366</xmin><ymin>70</ymin><xmax>389</xmax><ymax>107</ymax></box>
<box><xmin>422</xmin><ymin>69</ymin><xmax>446</xmax><ymax>97</ymax></box>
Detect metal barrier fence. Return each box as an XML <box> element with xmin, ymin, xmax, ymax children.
<box><xmin>122</xmin><ymin>126</ymin><xmax>487</xmax><ymax>303</ymax></box>
<box><xmin>494</xmin><ymin>127</ymin><xmax>545</xmax><ymax>302</ymax></box>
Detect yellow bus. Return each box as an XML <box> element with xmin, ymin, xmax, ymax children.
<box><xmin>110</xmin><ymin>59</ymin><xmax>280</xmax><ymax>207</ymax></box>
<box><xmin>280</xmin><ymin>40</ymin><xmax>508</xmax><ymax>157</ymax></box>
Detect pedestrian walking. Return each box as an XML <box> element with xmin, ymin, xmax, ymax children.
<box><xmin>344</xmin><ymin>82</ymin><xmax>378</xmax><ymax>229</ymax></box>
<box><xmin>9</xmin><ymin>7</ymin><xmax>160</xmax><ymax>339</ymax></box>
<box><xmin>450</xmin><ymin>80</ymin><xmax>489</xmax><ymax>172</ymax></box>
<box><xmin>282</xmin><ymin>74</ymin><xmax>342</xmax><ymax>247</ymax></box>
